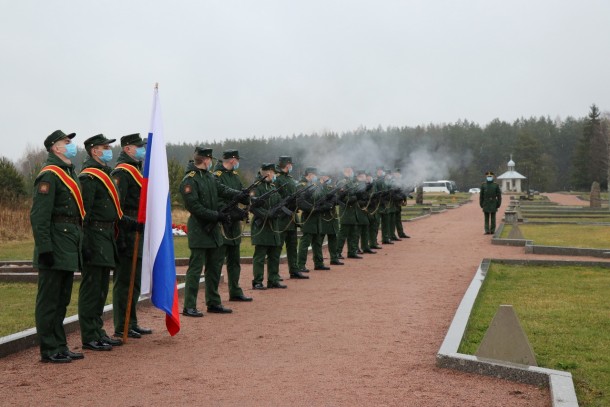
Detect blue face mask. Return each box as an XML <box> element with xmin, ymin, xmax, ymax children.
<box><xmin>135</xmin><ymin>146</ymin><xmax>146</xmax><ymax>160</ymax></box>
<box><xmin>234</xmin><ymin>161</ymin><xmax>240</xmax><ymax>170</ymax></box>
<box><xmin>272</xmin><ymin>174</ymin><xmax>277</xmax><ymax>182</ymax></box>
<box><xmin>486</xmin><ymin>176</ymin><xmax>493</xmax><ymax>182</ymax></box>
<box><xmin>100</xmin><ymin>149</ymin><xmax>113</xmax><ymax>163</ymax></box>
<box><xmin>287</xmin><ymin>166</ymin><xmax>293</xmax><ymax>173</ymax></box>
<box><xmin>311</xmin><ymin>176</ymin><xmax>318</xmax><ymax>184</ymax></box>
<box><xmin>64</xmin><ymin>142</ymin><xmax>77</xmax><ymax>158</ymax></box>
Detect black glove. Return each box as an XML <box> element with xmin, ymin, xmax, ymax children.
<box><xmin>38</xmin><ymin>252</ymin><xmax>54</xmax><ymax>268</ymax></box>
<box><xmin>119</xmin><ymin>215</ymin><xmax>139</xmax><ymax>232</ymax></box>
<box><xmin>216</xmin><ymin>211</ymin><xmax>230</xmax><ymax>223</ymax></box>
<box><xmin>267</xmin><ymin>206</ymin><xmax>279</xmax><ymax>219</ymax></box>
<box><xmin>237</xmin><ymin>191</ymin><xmax>251</xmax><ymax>205</ymax></box>
<box><xmin>136</xmin><ymin>222</ymin><xmax>145</xmax><ymax>233</ymax></box>
<box><xmin>82</xmin><ymin>246</ymin><xmax>93</xmax><ymax>263</ymax></box>
<box><xmin>117</xmin><ymin>238</ymin><xmax>128</xmax><ymax>256</ymax></box>
<box><xmin>230</xmin><ymin>207</ymin><xmax>248</xmax><ymax>221</ymax></box>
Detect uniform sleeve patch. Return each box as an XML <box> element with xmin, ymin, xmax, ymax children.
<box><xmin>38</xmin><ymin>182</ymin><xmax>50</xmax><ymax>194</ymax></box>
<box><xmin>183</xmin><ymin>184</ymin><xmax>192</xmax><ymax>194</ymax></box>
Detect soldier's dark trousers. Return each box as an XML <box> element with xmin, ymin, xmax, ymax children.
<box><xmin>369</xmin><ymin>215</ymin><xmax>380</xmax><ymax>246</ymax></box>
<box><xmin>388</xmin><ymin>212</ymin><xmax>399</xmax><ymax>239</ymax></box>
<box><xmin>484</xmin><ymin>212</ymin><xmax>497</xmax><ymax>234</ymax></box>
<box><xmin>297</xmin><ymin>232</ymin><xmax>324</xmax><ymax>268</ymax></box>
<box><xmin>280</xmin><ymin>229</ymin><xmax>299</xmax><ymax>273</ymax></box>
<box><xmin>359</xmin><ymin>224</ymin><xmax>371</xmax><ymax>251</ymax></box>
<box><xmin>326</xmin><ymin>233</ymin><xmax>338</xmax><ymax>262</ymax></box>
<box><xmin>337</xmin><ymin>224</ymin><xmax>359</xmax><ymax>256</ymax></box>
<box><xmin>252</xmin><ymin>245</ymin><xmax>281</xmax><ymax>284</ymax></box>
<box><xmin>113</xmin><ymin>256</ymin><xmax>141</xmax><ymax>333</ymax></box>
<box><xmin>184</xmin><ymin>247</ymin><xmax>223</xmax><ymax>309</ymax></box>
<box><xmin>36</xmin><ymin>268</ymin><xmax>74</xmax><ymax>357</ymax></box>
<box><xmin>381</xmin><ymin>213</ymin><xmax>392</xmax><ymax>242</ymax></box>
<box><xmin>220</xmin><ymin>244</ymin><xmax>244</xmax><ymax>298</ymax></box>
<box><xmin>79</xmin><ymin>265</ymin><xmax>111</xmax><ymax>343</ymax></box>
<box><xmin>395</xmin><ymin>207</ymin><xmax>405</xmax><ymax>235</ymax></box>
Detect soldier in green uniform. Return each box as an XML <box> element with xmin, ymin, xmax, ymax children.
<box><xmin>361</xmin><ymin>172</ymin><xmax>379</xmax><ymax>253</ymax></box>
<box><xmin>391</xmin><ymin>169</ymin><xmax>410</xmax><ymax>239</ymax></box>
<box><xmin>250</xmin><ymin>163</ymin><xmax>286</xmax><ymax>289</ymax></box>
<box><xmin>369</xmin><ymin>167</ymin><xmax>385</xmax><ymax>250</ymax></box>
<box><xmin>213</xmin><ymin>149</ymin><xmax>252</xmax><ymax>302</ymax></box>
<box><xmin>78</xmin><ymin>134</ymin><xmax>126</xmax><ymax>351</ymax></box>
<box><xmin>275</xmin><ymin>156</ymin><xmax>308</xmax><ymax>278</ymax></box>
<box><xmin>297</xmin><ymin>167</ymin><xmax>329</xmax><ymax>271</ymax></box>
<box><xmin>31</xmin><ymin>130</ymin><xmax>85</xmax><ymax>363</ymax></box>
<box><xmin>336</xmin><ymin>166</ymin><xmax>365</xmax><ymax>259</ymax></box>
<box><xmin>354</xmin><ymin>170</ymin><xmax>373</xmax><ymax>254</ymax></box>
<box><xmin>480</xmin><ymin>171</ymin><xmax>502</xmax><ymax>234</ymax></box>
<box><xmin>180</xmin><ymin>147</ymin><xmax>249</xmax><ymax>316</ymax></box>
<box><xmin>318</xmin><ymin>172</ymin><xmax>343</xmax><ymax>266</ymax></box>
<box><xmin>111</xmin><ymin>133</ymin><xmax>152</xmax><ymax>339</ymax></box>
<box><xmin>380</xmin><ymin>170</ymin><xmax>395</xmax><ymax>245</ymax></box>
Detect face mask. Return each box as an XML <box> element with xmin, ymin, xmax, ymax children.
<box><xmin>233</xmin><ymin>161</ymin><xmax>240</xmax><ymax>170</ymax></box>
<box><xmin>287</xmin><ymin>166</ymin><xmax>293</xmax><ymax>173</ymax></box>
<box><xmin>486</xmin><ymin>176</ymin><xmax>493</xmax><ymax>182</ymax></box>
<box><xmin>311</xmin><ymin>176</ymin><xmax>318</xmax><ymax>183</ymax></box>
<box><xmin>207</xmin><ymin>161</ymin><xmax>213</xmax><ymax>171</ymax></box>
<box><xmin>325</xmin><ymin>179</ymin><xmax>332</xmax><ymax>185</ymax></box>
<box><xmin>63</xmin><ymin>142</ymin><xmax>77</xmax><ymax>158</ymax></box>
<box><xmin>99</xmin><ymin>149</ymin><xmax>113</xmax><ymax>163</ymax></box>
<box><xmin>272</xmin><ymin>174</ymin><xmax>277</xmax><ymax>182</ymax></box>
<box><xmin>135</xmin><ymin>146</ymin><xmax>146</xmax><ymax>160</ymax></box>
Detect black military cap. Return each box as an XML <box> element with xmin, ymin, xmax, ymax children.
<box><xmin>84</xmin><ymin>134</ymin><xmax>116</xmax><ymax>151</ymax></box>
<box><xmin>356</xmin><ymin>169</ymin><xmax>367</xmax><ymax>176</ymax></box>
<box><xmin>44</xmin><ymin>130</ymin><xmax>75</xmax><ymax>150</ymax></box>
<box><xmin>120</xmin><ymin>133</ymin><xmax>146</xmax><ymax>147</ymax></box>
<box><xmin>222</xmin><ymin>149</ymin><xmax>241</xmax><ymax>159</ymax></box>
<box><xmin>278</xmin><ymin>156</ymin><xmax>293</xmax><ymax>165</ymax></box>
<box><xmin>485</xmin><ymin>171</ymin><xmax>495</xmax><ymax>176</ymax></box>
<box><xmin>195</xmin><ymin>147</ymin><xmax>216</xmax><ymax>159</ymax></box>
<box><xmin>261</xmin><ymin>163</ymin><xmax>278</xmax><ymax>172</ymax></box>
<box><xmin>304</xmin><ymin>167</ymin><xmax>317</xmax><ymax>175</ymax></box>
<box><xmin>376</xmin><ymin>165</ymin><xmax>385</xmax><ymax>170</ymax></box>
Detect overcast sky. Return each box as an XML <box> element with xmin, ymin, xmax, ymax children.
<box><xmin>2</xmin><ymin>0</ymin><xmax>610</xmax><ymax>162</ymax></box>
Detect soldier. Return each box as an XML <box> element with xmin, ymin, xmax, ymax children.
<box><xmin>354</xmin><ymin>170</ymin><xmax>373</xmax><ymax>254</ymax></box>
<box><xmin>318</xmin><ymin>172</ymin><xmax>343</xmax><ymax>266</ymax></box>
<box><xmin>31</xmin><ymin>130</ymin><xmax>85</xmax><ymax>363</ymax></box>
<box><xmin>275</xmin><ymin>156</ymin><xmax>308</xmax><ymax>278</ymax></box>
<box><xmin>297</xmin><ymin>167</ymin><xmax>329</xmax><ymax>271</ymax></box>
<box><xmin>111</xmin><ymin>133</ymin><xmax>152</xmax><ymax>339</ymax></box>
<box><xmin>250</xmin><ymin>163</ymin><xmax>286</xmax><ymax>289</ymax></box>
<box><xmin>392</xmin><ymin>168</ymin><xmax>410</xmax><ymax>239</ymax></box>
<box><xmin>380</xmin><ymin>170</ymin><xmax>395</xmax><ymax>245</ymax></box>
<box><xmin>480</xmin><ymin>171</ymin><xmax>502</xmax><ymax>234</ymax></box>
<box><xmin>336</xmin><ymin>166</ymin><xmax>365</xmax><ymax>259</ymax></box>
<box><xmin>362</xmin><ymin>172</ymin><xmax>380</xmax><ymax>252</ymax></box>
<box><xmin>78</xmin><ymin>134</ymin><xmax>126</xmax><ymax>351</ymax></box>
<box><xmin>369</xmin><ymin>167</ymin><xmax>386</xmax><ymax>250</ymax></box>
<box><xmin>213</xmin><ymin>149</ymin><xmax>252</xmax><ymax>302</ymax></box>
<box><xmin>180</xmin><ymin>147</ymin><xmax>249</xmax><ymax>317</ymax></box>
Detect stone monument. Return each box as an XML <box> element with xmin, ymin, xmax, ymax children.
<box><xmin>590</xmin><ymin>181</ymin><xmax>601</xmax><ymax>208</ymax></box>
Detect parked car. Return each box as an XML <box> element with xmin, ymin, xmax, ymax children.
<box><xmin>468</xmin><ymin>188</ymin><xmax>480</xmax><ymax>194</ymax></box>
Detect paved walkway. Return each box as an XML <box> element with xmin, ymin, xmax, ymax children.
<box><xmin>3</xmin><ymin>195</ymin><xmax>599</xmax><ymax>406</ymax></box>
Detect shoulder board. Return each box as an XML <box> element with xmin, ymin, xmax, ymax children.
<box><xmin>232</xmin><ymin>170</ymin><xmax>238</xmax><ymax>175</ymax></box>
<box><xmin>214</xmin><ymin>170</ymin><xmax>223</xmax><ymax>177</ymax></box>
<box><xmin>188</xmin><ymin>171</ymin><xmax>196</xmax><ymax>177</ymax></box>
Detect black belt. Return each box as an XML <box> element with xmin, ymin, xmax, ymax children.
<box><xmin>124</xmin><ymin>209</ymin><xmax>138</xmax><ymax>218</ymax></box>
<box><xmin>86</xmin><ymin>220</ymin><xmax>116</xmax><ymax>230</ymax></box>
<box><xmin>52</xmin><ymin>215</ymin><xmax>81</xmax><ymax>225</ymax></box>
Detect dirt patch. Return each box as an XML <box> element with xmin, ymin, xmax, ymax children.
<box><xmin>4</xmin><ymin>196</ymin><xmax>595</xmax><ymax>406</ymax></box>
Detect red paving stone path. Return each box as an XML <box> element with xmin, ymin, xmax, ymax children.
<box><xmin>2</xmin><ymin>193</ymin><xmax>599</xmax><ymax>406</ymax></box>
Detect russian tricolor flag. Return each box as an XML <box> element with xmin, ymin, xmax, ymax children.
<box><xmin>138</xmin><ymin>84</ymin><xmax>180</xmax><ymax>336</ymax></box>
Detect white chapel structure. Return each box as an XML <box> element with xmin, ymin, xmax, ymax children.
<box><xmin>496</xmin><ymin>155</ymin><xmax>527</xmax><ymax>193</ymax></box>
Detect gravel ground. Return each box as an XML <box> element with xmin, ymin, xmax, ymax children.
<box><xmin>2</xmin><ymin>193</ymin><xmax>594</xmax><ymax>406</ymax></box>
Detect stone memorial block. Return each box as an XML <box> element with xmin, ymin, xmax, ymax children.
<box><xmin>590</xmin><ymin>181</ymin><xmax>601</xmax><ymax>208</ymax></box>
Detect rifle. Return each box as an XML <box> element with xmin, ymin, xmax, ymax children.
<box><xmin>204</xmin><ymin>177</ymin><xmax>264</xmax><ymax>234</ymax></box>
<box><xmin>268</xmin><ymin>183</ymin><xmax>316</xmax><ymax>218</ymax></box>
<box><xmin>312</xmin><ymin>183</ymin><xmax>357</xmax><ymax>211</ymax></box>
<box><xmin>250</xmin><ymin>182</ymin><xmax>286</xmax><ymax>209</ymax></box>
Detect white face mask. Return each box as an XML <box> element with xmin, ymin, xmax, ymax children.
<box><xmin>486</xmin><ymin>176</ymin><xmax>493</xmax><ymax>182</ymax></box>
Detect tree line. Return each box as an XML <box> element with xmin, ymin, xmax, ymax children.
<box><xmin>2</xmin><ymin>105</ymin><xmax>608</xmax><ymax>207</ymax></box>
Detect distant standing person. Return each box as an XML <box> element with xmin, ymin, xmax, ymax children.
<box><xmin>480</xmin><ymin>171</ymin><xmax>502</xmax><ymax>235</ymax></box>
<box><xmin>31</xmin><ymin>130</ymin><xmax>85</xmax><ymax>363</ymax></box>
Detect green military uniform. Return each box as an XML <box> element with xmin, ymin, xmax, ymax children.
<box><xmin>78</xmin><ymin>135</ymin><xmax>121</xmax><ymax>346</ymax></box>
<box><xmin>336</xmin><ymin>175</ymin><xmax>367</xmax><ymax>258</ymax></box>
<box><xmin>111</xmin><ymin>133</ymin><xmax>147</xmax><ymax>336</ymax></box>
<box><xmin>213</xmin><ymin>151</ymin><xmax>248</xmax><ymax>300</ymax></box>
<box><xmin>180</xmin><ymin>149</ymin><xmax>242</xmax><ymax>313</ymax></box>
<box><xmin>480</xmin><ymin>171</ymin><xmax>502</xmax><ymax>234</ymax></box>
<box><xmin>296</xmin><ymin>171</ymin><xmax>326</xmax><ymax>270</ymax></box>
<box><xmin>356</xmin><ymin>175</ymin><xmax>373</xmax><ymax>253</ymax></box>
<box><xmin>250</xmin><ymin>165</ymin><xmax>284</xmax><ymax>288</ymax></box>
<box><xmin>369</xmin><ymin>171</ymin><xmax>386</xmax><ymax>248</ymax></box>
<box><xmin>31</xmin><ymin>130</ymin><xmax>83</xmax><ymax>362</ymax></box>
<box><xmin>391</xmin><ymin>170</ymin><xmax>409</xmax><ymax>238</ymax></box>
<box><xmin>275</xmin><ymin>156</ymin><xmax>301</xmax><ymax>277</ymax></box>
<box><xmin>319</xmin><ymin>179</ymin><xmax>341</xmax><ymax>265</ymax></box>
<box><xmin>380</xmin><ymin>173</ymin><xmax>394</xmax><ymax>244</ymax></box>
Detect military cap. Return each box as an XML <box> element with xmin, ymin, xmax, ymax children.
<box><xmin>356</xmin><ymin>169</ymin><xmax>367</xmax><ymax>176</ymax></box>
<box><xmin>393</xmin><ymin>168</ymin><xmax>401</xmax><ymax>173</ymax></box>
<box><xmin>385</xmin><ymin>168</ymin><xmax>392</xmax><ymax>173</ymax></box>
<box><xmin>44</xmin><ymin>130</ymin><xmax>75</xmax><ymax>150</ymax></box>
<box><xmin>278</xmin><ymin>156</ymin><xmax>293</xmax><ymax>165</ymax></box>
<box><xmin>304</xmin><ymin>167</ymin><xmax>317</xmax><ymax>175</ymax></box>
<box><xmin>485</xmin><ymin>171</ymin><xmax>495</xmax><ymax>176</ymax></box>
<box><xmin>222</xmin><ymin>149</ymin><xmax>241</xmax><ymax>159</ymax></box>
<box><xmin>376</xmin><ymin>165</ymin><xmax>385</xmax><ymax>170</ymax></box>
<box><xmin>195</xmin><ymin>147</ymin><xmax>216</xmax><ymax>159</ymax></box>
<box><xmin>120</xmin><ymin>133</ymin><xmax>146</xmax><ymax>147</ymax></box>
<box><xmin>84</xmin><ymin>134</ymin><xmax>116</xmax><ymax>151</ymax></box>
<box><xmin>261</xmin><ymin>163</ymin><xmax>278</xmax><ymax>172</ymax></box>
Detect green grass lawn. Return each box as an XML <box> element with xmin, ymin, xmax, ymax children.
<box><xmin>0</xmin><ymin>281</ymin><xmax>113</xmax><ymax>337</ymax></box>
<box><xmin>500</xmin><ymin>224</ymin><xmax>610</xmax><ymax>248</ymax></box>
<box><xmin>459</xmin><ymin>263</ymin><xmax>610</xmax><ymax>407</ymax></box>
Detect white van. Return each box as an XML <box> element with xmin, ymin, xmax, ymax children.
<box><xmin>422</xmin><ymin>180</ymin><xmax>457</xmax><ymax>194</ymax></box>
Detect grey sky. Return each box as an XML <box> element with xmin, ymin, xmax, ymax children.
<box><xmin>2</xmin><ymin>0</ymin><xmax>610</xmax><ymax>162</ymax></box>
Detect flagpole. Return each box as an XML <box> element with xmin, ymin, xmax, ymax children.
<box><xmin>122</xmin><ymin>230</ymin><xmax>141</xmax><ymax>343</ymax></box>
